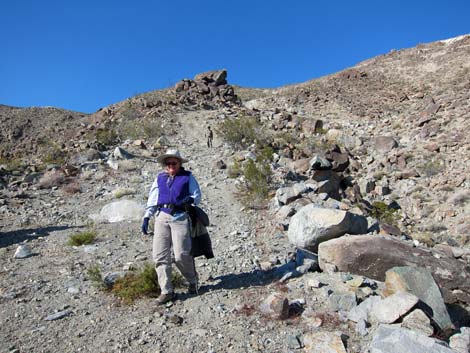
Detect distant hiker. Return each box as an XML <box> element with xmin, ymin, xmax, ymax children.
<box><xmin>206</xmin><ymin>126</ymin><xmax>213</xmax><ymax>148</ymax></box>
<box><xmin>141</xmin><ymin>149</ymin><xmax>201</xmax><ymax>305</ymax></box>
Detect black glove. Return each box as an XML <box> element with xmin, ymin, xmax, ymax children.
<box><xmin>141</xmin><ymin>217</ymin><xmax>150</xmax><ymax>235</ymax></box>
<box><xmin>184</xmin><ymin>197</ymin><xmax>195</xmax><ymax>212</ymax></box>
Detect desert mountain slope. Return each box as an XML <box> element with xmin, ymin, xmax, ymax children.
<box><xmin>1</xmin><ymin>35</ymin><xmax>470</xmax><ymax>353</ymax></box>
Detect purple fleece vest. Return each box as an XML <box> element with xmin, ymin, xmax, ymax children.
<box><xmin>157</xmin><ymin>169</ymin><xmax>191</xmax><ymax>214</ymax></box>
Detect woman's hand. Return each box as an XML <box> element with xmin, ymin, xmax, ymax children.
<box><xmin>141</xmin><ymin>217</ymin><xmax>150</xmax><ymax>235</ymax></box>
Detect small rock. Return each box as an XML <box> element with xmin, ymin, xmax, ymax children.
<box><xmin>329</xmin><ymin>292</ymin><xmax>357</xmax><ymax>312</ymax></box>
<box><xmin>14</xmin><ymin>245</ymin><xmax>32</xmax><ymax>259</ymax></box>
<box><xmin>164</xmin><ymin>313</ymin><xmax>183</xmax><ymax>325</ymax></box>
<box><xmin>402</xmin><ymin>309</ymin><xmax>434</xmax><ymax>336</ymax></box>
<box><xmin>45</xmin><ymin>309</ymin><xmax>72</xmax><ymax>321</ymax></box>
<box><xmin>356</xmin><ymin>318</ymin><xmax>368</xmax><ymax>336</ymax></box>
<box><xmin>287</xmin><ymin>334</ymin><xmax>303</xmax><ymax>349</ymax></box>
<box><xmin>303</xmin><ymin>331</ymin><xmax>347</xmax><ymax>353</ymax></box>
<box><xmin>259</xmin><ymin>293</ymin><xmax>289</xmax><ymax>320</ymax></box>
<box><xmin>371</xmin><ymin>292</ymin><xmax>419</xmax><ymax>324</ymax></box>
<box><xmin>113</xmin><ymin>147</ymin><xmax>134</xmax><ymax>160</ymax></box>
<box><xmin>449</xmin><ymin>327</ymin><xmax>470</xmax><ymax>353</ymax></box>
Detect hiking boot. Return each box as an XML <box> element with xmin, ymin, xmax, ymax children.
<box><xmin>187</xmin><ymin>283</ymin><xmax>198</xmax><ymax>295</ymax></box>
<box><xmin>156</xmin><ymin>292</ymin><xmax>176</xmax><ymax>305</ymax></box>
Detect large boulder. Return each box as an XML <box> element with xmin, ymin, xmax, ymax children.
<box><xmin>90</xmin><ymin>200</ymin><xmax>144</xmax><ymax>223</ymax></box>
<box><xmin>384</xmin><ymin>266</ymin><xmax>454</xmax><ymax>334</ymax></box>
<box><xmin>318</xmin><ymin>235</ymin><xmax>470</xmax><ymax>305</ymax></box>
<box><xmin>288</xmin><ymin>205</ymin><xmax>368</xmax><ymax>251</ymax></box>
<box><xmin>369</xmin><ymin>325</ymin><xmax>455</xmax><ymax>353</ymax></box>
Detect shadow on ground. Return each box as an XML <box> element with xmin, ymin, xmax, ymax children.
<box><xmin>199</xmin><ymin>262</ymin><xmax>297</xmax><ymax>293</ymax></box>
<box><xmin>0</xmin><ymin>225</ymin><xmax>79</xmax><ymax>248</ymax></box>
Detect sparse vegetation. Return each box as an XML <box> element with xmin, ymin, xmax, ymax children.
<box><xmin>227</xmin><ymin>160</ymin><xmax>242</xmax><ymax>178</ymax></box>
<box><xmin>215</xmin><ymin>115</ymin><xmax>260</xmax><ymax>149</ymax></box>
<box><xmin>418</xmin><ymin>158</ymin><xmax>445</xmax><ymax>177</ymax></box>
<box><xmin>370</xmin><ymin>201</ymin><xmax>400</xmax><ymax>225</ymax></box>
<box><xmin>68</xmin><ymin>230</ymin><xmax>97</xmax><ymax>246</ymax></box>
<box><xmin>117</xmin><ymin>119</ymin><xmax>164</xmax><ymax>140</ymax></box>
<box><xmin>448</xmin><ymin>190</ymin><xmax>470</xmax><ymax>206</ymax></box>
<box><xmin>86</xmin><ymin>264</ymin><xmax>105</xmax><ymax>289</ymax></box>
<box><xmin>38</xmin><ymin>138</ymin><xmax>67</xmax><ymax>165</ymax></box>
<box><xmin>95</xmin><ymin>128</ymin><xmax>119</xmax><ymax>146</ymax></box>
<box><xmin>112</xmin><ymin>187</ymin><xmax>135</xmax><ymax>199</ymax></box>
<box><xmin>62</xmin><ymin>180</ymin><xmax>82</xmax><ymax>194</ymax></box>
<box><xmin>110</xmin><ymin>262</ymin><xmax>183</xmax><ymax>304</ymax></box>
<box><xmin>0</xmin><ymin>156</ymin><xmax>24</xmax><ymax>171</ymax></box>
<box><xmin>236</xmin><ymin>149</ymin><xmax>273</xmax><ymax>207</ymax></box>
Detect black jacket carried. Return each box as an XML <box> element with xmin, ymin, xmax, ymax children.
<box><xmin>189</xmin><ymin>206</ymin><xmax>214</xmax><ymax>259</ymax></box>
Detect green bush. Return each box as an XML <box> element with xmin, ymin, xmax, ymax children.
<box><xmin>37</xmin><ymin>137</ymin><xmax>67</xmax><ymax>165</ymax></box>
<box><xmin>68</xmin><ymin>230</ymin><xmax>97</xmax><ymax>246</ymax></box>
<box><xmin>370</xmin><ymin>201</ymin><xmax>400</xmax><ymax>225</ymax></box>
<box><xmin>86</xmin><ymin>264</ymin><xmax>105</xmax><ymax>289</ymax></box>
<box><xmin>238</xmin><ymin>158</ymin><xmax>272</xmax><ymax>206</ymax></box>
<box><xmin>111</xmin><ymin>262</ymin><xmax>184</xmax><ymax>304</ymax></box>
<box><xmin>96</xmin><ymin>128</ymin><xmax>119</xmax><ymax>146</ymax></box>
<box><xmin>215</xmin><ymin>115</ymin><xmax>259</xmax><ymax>149</ymax></box>
<box><xmin>418</xmin><ymin>158</ymin><xmax>445</xmax><ymax>177</ymax></box>
<box><xmin>227</xmin><ymin>160</ymin><xmax>242</xmax><ymax>178</ymax></box>
<box><xmin>117</xmin><ymin>119</ymin><xmax>163</xmax><ymax>140</ymax></box>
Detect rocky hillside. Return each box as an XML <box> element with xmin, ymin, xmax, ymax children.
<box><xmin>1</xmin><ymin>35</ymin><xmax>470</xmax><ymax>353</ymax></box>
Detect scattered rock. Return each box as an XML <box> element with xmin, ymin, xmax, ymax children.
<box><xmin>13</xmin><ymin>245</ymin><xmax>33</xmax><ymax>259</ymax></box>
<box><xmin>402</xmin><ymin>309</ymin><xmax>434</xmax><ymax>337</ymax></box>
<box><xmin>348</xmin><ymin>295</ymin><xmax>382</xmax><ymax>323</ymax></box>
<box><xmin>45</xmin><ymin>310</ymin><xmax>72</xmax><ymax>321</ymax></box>
<box><xmin>303</xmin><ymin>331</ymin><xmax>347</xmax><ymax>353</ymax></box>
<box><xmin>113</xmin><ymin>147</ymin><xmax>134</xmax><ymax>160</ymax></box>
<box><xmin>318</xmin><ymin>235</ymin><xmax>470</xmax><ymax>305</ymax></box>
<box><xmin>329</xmin><ymin>292</ymin><xmax>357</xmax><ymax>312</ymax></box>
<box><xmin>371</xmin><ymin>292</ymin><xmax>419</xmax><ymax>324</ymax></box>
<box><xmin>449</xmin><ymin>327</ymin><xmax>470</xmax><ymax>353</ymax></box>
<box><xmin>259</xmin><ymin>293</ymin><xmax>289</xmax><ymax>320</ymax></box>
<box><xmin>384</xmin><ymin>266</ymin><xmax>454</xmax><ymax>333</ymax></box>
<box><xmin>369</xmin><ymin>325</ymin><xmax>455</xmax><ymax>353</ymax></box>
<box><xmin>374</xmin><ymin>136</ymin><xmax>398</xmax><ymax>153</ymax></box>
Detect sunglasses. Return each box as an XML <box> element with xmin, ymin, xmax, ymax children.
<box><xmin>165</xmin><ymin>161</ymin><xmax>179</xmax><ymax>166</ymax></box>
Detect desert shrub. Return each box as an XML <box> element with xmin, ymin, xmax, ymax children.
<box><xmin>38</xmin><ymin>138</ymin><xmax>67</xmax><ymax>165</ymax></box>
<box><xmin>418</xmin><ymin>158</ymin><xmax>445</xmax><ymax>177</ymax></box>
<box><xmin>117</xmin><ymin>119</ymin><xmax>163</xmax><ymax>140</ymax></box>
<box><xmin>237</xmin><ymin>157</ymin><xmax>273</xmax><ymax>206</ymax></box>
<box><xmin>96</xmin><ymin>128</ymin><xmax>119</xmax><ymax>146</ymax></box>
<box><xmin>370</xmin><ymin>201</ymin><xmax>400</xmax><ymax>225</ymax></box>
<box><xmin>0</xmin><ymin>156</ymin><xmax>24</xmax><ymax>171</ymax></box>
<box><xmin>448</xmin><ymin>190</ymin><xmax>470</xmax><ymax>206</ymax></box>
<box><xmin>215</xmin><ymin>115</ymin><xmax>259</xmax><ymax>149</ymax></box>
<box><xmin>112</xmin><ymin>187</ymin><xmax>135</xmax><ymax>199</ymax></box>
<box><xmin>86</xmin><ymin>264</ymin><xmax>105</xmax><ymax>289</ymax></box>
<box><xmin>110</xmin><ymin>262</ymin><xmax>183</xmax><ymax>304</ymax></box>
<box><xmin>37</xmin><ymin>170</ymin><xmax>66</xmax><ymax>189</ymax></box>
<box><xmin>227</xmin><ymin>160</ymin><xmax>242</xmax><ymax>178</ymax></box>
<box><xmin>420</xmin><ymin>223</ymin><xmax>447</xmax><ymax>233</ymax></box>
<box><xmin>68</xmin><ymin>230</ymin><xmax>97</xmax><ymax>246</ymax></box>
<box><xmin>62</xmin><ymin>180</ymin><xmax>82</xmax><ymax>194</ymax></box>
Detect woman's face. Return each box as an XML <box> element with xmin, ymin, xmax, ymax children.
<box><xmin>164</xmin><ymin>158</ymin><xmax>181</xmax><ymax>176</ymax></box>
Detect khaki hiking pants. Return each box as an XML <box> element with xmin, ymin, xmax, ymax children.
<box><xmin>153</xmin><ymin>212</ymin><xmax>197</xmax><ymax>294</ymax></box>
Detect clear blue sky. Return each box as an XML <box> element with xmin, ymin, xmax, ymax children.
<box><xmin>1</xmin><ymin>1</ymin><xmax>469</xmax><ymax>113</ymax></box>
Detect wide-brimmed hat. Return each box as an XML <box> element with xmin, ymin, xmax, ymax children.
<box><xmin>156</xmin><ymin>149</ymin><xmax>188</xmax><ymax>164</ymax></box>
